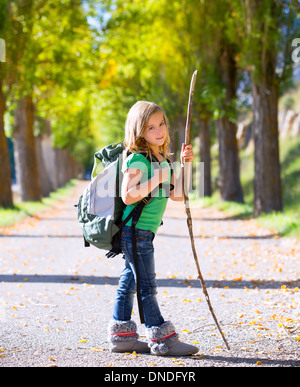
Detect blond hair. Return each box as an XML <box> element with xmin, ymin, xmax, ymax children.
<box><xmin>124</xmin><ymin>101</ymin><xmax>171</xmax><ymax>159</ymax></box>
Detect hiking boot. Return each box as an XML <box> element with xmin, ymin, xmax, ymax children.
<box><xmin>146</xmin><ymin>320</ymin><xmax>199</xmax><ymax>356</ymax></box>
<box><xmin>108</xmin><ymin>320</ymin><xmax>150</xmax><ymax>353</ymax></box>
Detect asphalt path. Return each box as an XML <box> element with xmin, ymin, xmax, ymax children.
<box><xmin>0</xmin><ymin>180</ymin><xmax>299</xmax><ymax>368</ymax></box>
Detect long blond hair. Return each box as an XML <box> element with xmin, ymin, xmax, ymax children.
<box><xmin>124</xmin><ymin>101</ymin><xmax>171</xmax><ymax>159</ymax></box>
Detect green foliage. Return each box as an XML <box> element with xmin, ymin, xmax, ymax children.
<box><xmin>228</xmin><ymin>0</ymin><xmax>300</xmax><ymax>85</ymax></box>
<box><xmin>0</xmin><ymin>0</ymin><xmax>102</xmax><ymax>168</ymax></box>
<box><xmin>1</xmin><ymin>0</ymin><xmax>300</xmax><ymax>180</ymax></box>
<box><xmin>202</xmin><ymin>135</ymin><xmax>300</xmax><ymax>238</ymax></box>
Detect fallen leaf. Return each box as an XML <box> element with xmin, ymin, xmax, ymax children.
<box><xmin>233</xmin><ymin>276</ymin><xmax>243</xmax><ymax>281</ymax></box>
<box><xmin>89</xmin><ymin>348</ymin><xmax>106</xmax><ymax>352</ymax></box>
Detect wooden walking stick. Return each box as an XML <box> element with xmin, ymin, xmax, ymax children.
<box><xmin>183</xmin><ymin>70</ymin><xmax>230</xmax><ymax>350</ymax></box>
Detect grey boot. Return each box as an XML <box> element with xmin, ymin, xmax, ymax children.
<box><xmin>108</xmin><ymin>320</ymin><xmax>150</xmax><ymax>353</ymax></box>
<box><xmin>146</xmin><ymin>321</ymin><xmax>199</xmax><ymax>356</ymax></box>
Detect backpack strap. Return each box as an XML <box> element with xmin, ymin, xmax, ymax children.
<box><xmin>105</xmin><ymin>169</ymin><xmax>160</xmax><ymax>324</ymax></box>
<box><xmin>142</xmin><ymin>152</ymin><xmax>174</xmax><ymax>195</ymax></box>
<box><xmin>129</xmin><ymin>198</ymin><xmax>152</xmax><ymax>325</ymax></box>
<box><xmin>104</xmin><ymin>193</ymin><xmax>153</xmax><ymax>259</ymax></box>
<box><xmin>106</xmin><ymin>194</ymin><xmax>153</xmax><ymax>324</ymax></box>
<box><xmin>106</xmin><ymin>152</ymin><xmax>173</xmax><ymax>324</ymax></box>
<box><xmin>119</xmin><ymin>180</ymin><xmax>162</xmax><ymax>324</ymax></box>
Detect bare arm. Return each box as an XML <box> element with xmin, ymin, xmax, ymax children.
<box><xmin>121</xmin><ymin>166</ymin><xmax>169</xmax><ymax>205</ymax></box>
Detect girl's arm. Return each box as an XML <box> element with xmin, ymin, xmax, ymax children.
<box><xmin>122</xmin><ymin>166</ymin><xmax>169</xmax><ymax>205</ymax></box>
<box><xmin>170</xmin><ymin>144</ymin><xmax>194</xmax><ymax>202</ymax></box>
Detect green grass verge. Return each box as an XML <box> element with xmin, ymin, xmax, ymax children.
<box><xmin>192</xmin><ymin>135</ymin><xmax>300</xmax><ymax>239</ymax></box>
<box><xmin>0</xmin><ymin>179</ymin><xmax>77</xmax><ymax>228</ymax></box>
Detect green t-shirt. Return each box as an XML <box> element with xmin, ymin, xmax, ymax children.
<box><xmin>121</xmin><ymin>153</ymin><xmax>172</xmax><ymax>233</ymax></box>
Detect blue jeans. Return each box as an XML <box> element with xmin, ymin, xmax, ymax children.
<box><xmin>112</xmin><ymin>225</ymin><xmax>165</xmax><ymax>328</ymax></box>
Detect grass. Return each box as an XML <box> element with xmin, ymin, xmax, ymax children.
<box><xmin>193</xmin><ymin>135</ymin><xmax>300</xmax><ymax>239</ymax></box>
<box><xmin>0</xmin><ymin>179</ymin><xmax>77</xmax><ymax>228</ymax></box>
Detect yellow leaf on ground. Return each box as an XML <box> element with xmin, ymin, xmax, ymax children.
<box><xmin>233</xmin><ymin>276</ymin><xmax>243</xmax><ymax>281</ymax></box>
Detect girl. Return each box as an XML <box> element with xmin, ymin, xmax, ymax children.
<box><xmin>108</xmin><ymin>101</ymin><xmax>198</xmax><ymax>356</ymax></box>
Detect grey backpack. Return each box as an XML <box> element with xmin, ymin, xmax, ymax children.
<box><xmin>76</xmin><ymin>142</ymin><xmax>127</xmax><ymax>254</ymax></box>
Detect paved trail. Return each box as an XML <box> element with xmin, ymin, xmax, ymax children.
<box><xmin>0</xmin><ymin>180</ymin><xmax>299</xmax><ymax>367</ymax></box>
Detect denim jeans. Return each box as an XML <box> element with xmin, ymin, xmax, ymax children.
<box><xmin>112</xmin><ymin>225</ymin><xmax>165</xmax><ymax>328</ymax></box>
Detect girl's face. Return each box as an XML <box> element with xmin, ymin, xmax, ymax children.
<box><xmin>142</xmin><ymin>111</ymin><xmax>167</xmax><ymax>152</ymax></box>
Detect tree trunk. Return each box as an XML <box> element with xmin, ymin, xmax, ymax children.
<box><xmin>216</xmin><ymin>41</ymin><xmax>244</xmax><ymax>203</ymax></box>
<box><xmin>252</xmin><ymin>78</ymin><xmax>282</xmax><ymax>216</ymax></box>
<box><xmin>35</xmin><ymin>135</ymin><xmax>51</xmax><ymax>197</ymax></box>
<box><xmin>216</xmin><ymin>118</ymin><xmax>244</xmax><ymax>202</ymax></box>
<box><xmin>40</xmin><ymin>121</ymin><xmax>59</xmax><ymax>192</ymax></box>
<box><xmin>0</xmin><ymin>78</ymin><xmax>13</xmax><ymax>208</ymax></box>
<box><xmin>13</xmin><ymin>95</ymin><xmax>41</xmax><ymax>202</ymax></box>
<box><xmin>170</xmin><ymin>115</ymin><xmax>185</xmax><ymax>162</ymax></box>
<box><xmin>198</xmin><ymin>116</ymin><xmax>212</xmax><ymax>197</ymax></box>
<box><xmin>243</xmin><ymin>0</ymin><xmax>283</xmax><ymax>216</ymax></box>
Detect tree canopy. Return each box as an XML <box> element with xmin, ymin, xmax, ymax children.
<box><xmin>0</xmin><ymin>0</ymin><xmax>299</xmax><ymax>212</ymax></box>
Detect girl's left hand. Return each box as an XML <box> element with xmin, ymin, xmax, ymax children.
<box><xmin>181</xmin><ymin>144</ymin><xmax>194</xmax><ymax>164</ymax></box>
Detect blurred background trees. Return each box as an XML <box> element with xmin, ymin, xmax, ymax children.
<box><xmin>0</xmin><ymin>0</ymin><xmax>299</xmax><ymax>218</ymax></box>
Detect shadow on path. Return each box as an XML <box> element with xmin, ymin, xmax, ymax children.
<box><xmin>0</xmin><ymin>234</ymin><xmax>82</xmax><ymax>238</ymax></box>
<box><xmin>157</xmin><ymin>232</ymin><xmax>279</xmax><ymax>240</ymax></box>
<box><xmin>0</xmin><ymin>232</ymin><xmax>280</xmax><ymax>240</ymax></box>
<box><xmin>0</xmin><ymin>274</ymin><xmax>299</xmax><ymax>289</ymax></box>
<box><xmin>192</xmin><ymin>354</ymin><xmax>300</xmax><ymax>367</ymax></box>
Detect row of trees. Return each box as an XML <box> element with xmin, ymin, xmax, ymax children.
<box><xmin>0</xmin><ymin>0</ymin><xmax>299</xmax><ymax>216</ymax></box>
<box><xmin>0</xmin><ymin>0</ymin><xmax>98</xmax><ymax>205</ymax></box>
<box><xmin>95</xmin><ymin>0</ymin><xmax>299</xmax><ymax>215</ymax></box>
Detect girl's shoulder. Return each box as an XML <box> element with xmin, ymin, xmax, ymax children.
<box><xmin>122</xmin><ymin>152</ymin><xmax>150</xmax><ymax>173</ymax></box>
<box><xmin>126</xmin><ymin>152</ymin><xmax>147</xmax><ymax>162</ymax></box>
